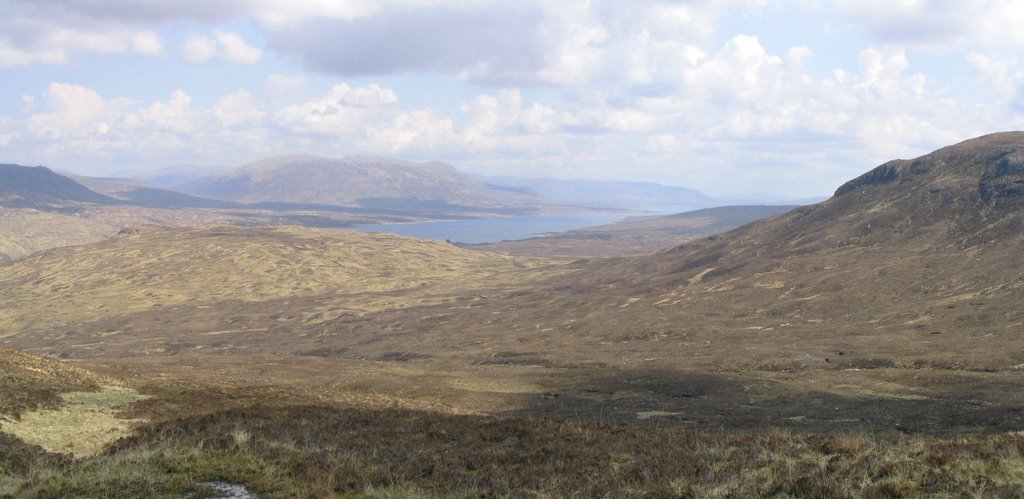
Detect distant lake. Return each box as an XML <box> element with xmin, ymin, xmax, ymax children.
<box><xmin>356</xmin><ymin>213</ymin><xmax>634</xmax><ymax>244</ymax></box>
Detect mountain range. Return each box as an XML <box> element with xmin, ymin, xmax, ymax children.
<box><xmin>1</xmin><ymin>154</ymin><xmax>758</xmax><ymax>261</ymax></box>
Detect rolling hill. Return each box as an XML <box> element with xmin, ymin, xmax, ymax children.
<box><xmin>0</xmin><ymin>226</ymin><xmax>564</xmax><ymax>341</ymax></box>
<box><xmin>176</xmin><ymin>155</ymin><xmax>558</xmax><ymax>213</ymax></box>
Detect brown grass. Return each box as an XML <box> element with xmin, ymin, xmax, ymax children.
<box><xmin>0</xmin><ymin>348</ymin><xmax>115</xmax><ymax>418</ymax></box>
<box><xmin>6</xmin><ymin>400</ymin><xmax>1024</xmax><ymax>497</ymax></box>
<box><xmin>0</xmin><ymin>208</ymin><xmax>119</xmax><ymax>263</ymax></box>
<box><xmin>0</xmin><ymin>225</ymin><xmax>566</xmax><ymax>334</ymax></box>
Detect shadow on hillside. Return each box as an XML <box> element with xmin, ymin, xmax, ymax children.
<box><xmin>502</xmin><ymin>368</ymin><xmax>1024</xmax><ymax>436</ymax></box>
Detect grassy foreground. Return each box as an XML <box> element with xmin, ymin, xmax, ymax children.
<box><xmin>4</xmin><ymin>402</ymin><xmax>1024</xmax><ymax>498</ymax></box>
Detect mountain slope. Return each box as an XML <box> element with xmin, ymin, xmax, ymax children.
<box><xmin>177</xmin><ymin>155</ymin><xmax>552</xmax><ymax>213</ymax></box>
<box><xmin>568</xmin><ymin>132</ymin><xmax>1024</xmax><ymax>364</ymax></box>
<box><xmin>294</xmin><ymin>132</ymin><xmax>1024</xmax><ymax>372</ymax></box>
<box><xmin>0</xmin><ymin>165</ymin><xmax>118</xmax><ymax>209</ymax></box>
<box><xmin>68</xmin><ymin>174</ymin><xmax>241</xmax><ymax>209</ymax></box>
<box><xmin>0</xmin><ymin>210</ymin><xmax>120</xmax><ymax>265</ymax></box>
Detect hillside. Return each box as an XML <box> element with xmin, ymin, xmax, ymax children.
<box><xmin>0</xmin><ymin>348</ymin><xmax>146</xmax><ymax>462</ymax></box>
<box><xmin>0</xmin><ymin>209</ymin><xmax>121</xmax><ymax>264</ymax></box>
<box><xmin>0</xmin><ymin>348</ymin><xmax>112</xmax><ymax>417</ymax></box>
<box><xmin>465</xmin><ymin>205</ymin><xmax>797</xmax><ymax>257</ymax></box>
<box><xmin>176</xmin><ymin>155</ymin><xmax>557</xmax><ymax>213</ymax></box>
<box><xmin>353</xmin><ymin>132</ymin><xmax>1024</xmax><ymax>371</ymax></box>
<box><xmin>0</xmin><ymin>165</ymin><xmax>118</xmax><ymax>210</ymax></box>
<box><xmin>2</xmin><ymin>133</ymin><xmax>1024</xmax><ymax>439</ymax></box>
<box><xmin>0</xmin><ymin>226</ymin><xmax>564</xmax><ymax>342</ymax></box>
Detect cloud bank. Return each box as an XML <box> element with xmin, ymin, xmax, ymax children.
<box><xmin>1</xmin><ymin>0</ymin><xmax>1023</xmax><ymax>197</ymax></box>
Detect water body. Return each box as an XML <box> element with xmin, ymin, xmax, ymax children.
<box><xmin>356</xmin><ymin>213</ymin><xmax>635</xmax><ymax>244</ymax></box>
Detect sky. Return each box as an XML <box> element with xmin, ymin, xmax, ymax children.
<box><xmin>1</xmin><ymin>0</ymin><xmax>1023</xmax><ymax>198</ymax></box>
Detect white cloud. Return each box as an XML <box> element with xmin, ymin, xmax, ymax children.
<box><xmin>0</xmin><ymin>49</ymin><xmax>1004</xmax><ymax>199</ymax></box>
<box><xmin>266</xmin><ymin>73</ymin><xmax>307</xmax><ymax>94</ymax></box>
<box><xmin>123</xmin><ymin>89</ymin><xmax>195</xmax><ymax>135</ymax></box>
<box><xmin>839</xmin><ymin>0</ymin><xmax>1024</xmax><ymax>48</ymax></box>
<box><xmin>686</xmin><ymin>35</ymin><xmax>787</xmax><ymax>103</ymax></box>
<box><xmin>182</xmin><ymin>31</ymin><xmax>261</xmax><ymax>65</ymax></box>
<box><xmin>3</xmin><ymin>0</ymin><xmax>1023</xmax><ymax>197</ymax></box>
<box><xmin>274</xmin><ymin>84</ymin><xmax>399</xmax><ymax>135</ymax></box>
<box><xmin>182</xmin><ymin>36</ymin><xmax>217</xmax><ymax>64</ymax></box>
<box><xmin>11</xmin><ymin>84</ymin><xmax>280</xmax><ymax>164</ymax></box>
<box><xmin>131</xmin><ymin>32</ymin><xmax>163</xmax><ymax>55</ymax></box>
<box><xmin>217</xmin><ymin>31</ymin><xmax>262</xmax><ymax>64</ymax></box>
<box><xmin>213</xmin><ymin>90</ymin><xmax>266</xmax><ymax>128</ymax></box>
<box><xmin>363</xmin><ymin>109</ymin><xmax>456</xmax><ymax>153</ymax></box>
<box><xmin>28</xmin><ymin>83</ymin><xmax>133</xmax><ymax>140</ymax></box>
<box><xmin>0</xmin><ymin>28</ymin><xmax>163</xmax><ymax>67</ymax></box>
<box><xmin>644</xmin><ymin>133</ymin><xmax>682</xmax><ymax>154</ymax></box>
<box><xmin>459</xmin><ymin>89</ymin><xmax>565</xmax><ymax>148</ymax></box>
<box><xmin>968</xmin><ymin>52</ymin><xmax>1024</xmax><ymax>104</ymax></box>
<box><xmin>529</xmin><ymin>1</ymin><xmax>608</xmax><ymax>86</ymax></box>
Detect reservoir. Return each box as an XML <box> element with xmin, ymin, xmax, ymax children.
<box><xmin>356</xmin><ymin>213</ymin><xmax>635</xmax><ymax>244</ymax></box>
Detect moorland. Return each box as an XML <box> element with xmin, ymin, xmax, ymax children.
<box><xmin>2</xmin><ymin>132</ymin><xmax>1024</xmax><ymax>496</ymax></box>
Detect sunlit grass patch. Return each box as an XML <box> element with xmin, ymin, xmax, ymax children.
<box><xmin>1</xmin><ymin>386</ymin><xmax>148</xmax><ymax>457</ymax></box>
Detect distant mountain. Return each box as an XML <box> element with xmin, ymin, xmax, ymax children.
<box><xmin>0</xmin><ymin>164</ymin><xmax>118</xmax><ymax>209</ymax></box>
<box><xmin>113</xmin><ymin>164</ymin><xmax>223</xmax><ymax>188</ymax></box>
<box><xmin>110</xmin><ymin>187</ymin><xmax>242</xmax><ymax>209</ymax></box>
<box><xmin>62</xmin><ymin>173</ymin><xmax>153</xmax><ymax>196</ymax></box>
<box><xmin>64</xmin><ymin>173</ymin><xmax>241</xmax><ymax>210</ymax></box>
<box><xmin>476</xmin><ymin>176</ymin><xmax>715</xmax><ymax>212</ymax></box>
<box><xmin>175</xmin><ymin>155</ymin><xmax>555</xmax><ymax>214</ymax></box>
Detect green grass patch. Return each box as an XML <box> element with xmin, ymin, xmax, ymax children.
<box><xmin>2</xmin><ymin>387</ymin><xmax>148</xmax><ymax>457</ymax></box>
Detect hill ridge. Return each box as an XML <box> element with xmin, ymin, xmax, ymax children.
<box><xmin>834</xmin><ymin>131</ymin><xmax>1024</xmax><ymax>202</ymax></box>
<box><xmin>175</xmin><ymin>154</ymin><xmax>549</xmax><ymax>211</ymax></box>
